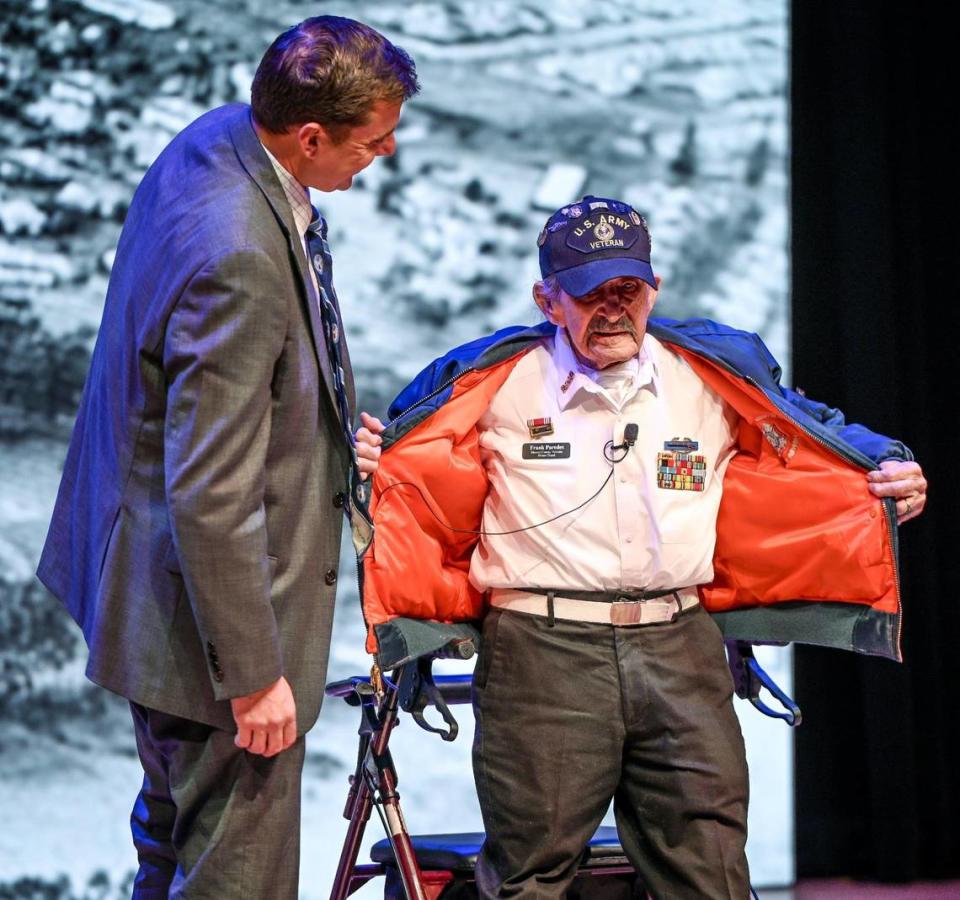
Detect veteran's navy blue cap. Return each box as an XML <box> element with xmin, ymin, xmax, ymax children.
<box><xmin>537</xmin><ymin>195</ymin><xmax>656</xmax><ymax>297</ymax></box>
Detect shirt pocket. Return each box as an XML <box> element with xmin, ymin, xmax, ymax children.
<box><xmin>658</xmin><ymin>486</ymin><xmax>712</xmax><ymax>543</ymax></box>
<box><xmin>652</xmin><ymin>442</ymin><xmax>714</xmax><ymax>544</ymax></box>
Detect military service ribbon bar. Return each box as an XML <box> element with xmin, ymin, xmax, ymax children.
<box><xmin>526</xmin><ymin>417</ymin><xmax>555</xmax><ymax>439</ymax></box>
<box><xmin>657</xmin><ymin>437</ymin><xmax>706</xmax><ymax>491</ymax></box>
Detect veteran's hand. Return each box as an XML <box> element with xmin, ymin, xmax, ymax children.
<box><xmin>866</xmin><ymin>459</ymin><xmax>927</xmax><ymax>525</ymax></box>
<box><xmin>231</xmin><ymin>675</ymin><xmax>297</xmax><ymax>757</ymax></box>
<box><xmin>355</xmin><ymin>411</ymin><xmax>385</xmax><ymax>480</ymax></box>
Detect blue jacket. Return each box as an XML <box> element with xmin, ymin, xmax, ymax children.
<box><xmin>363</xmin><ymin>318</ymin><xmax>911</xmax><ymax>660</ymax></box>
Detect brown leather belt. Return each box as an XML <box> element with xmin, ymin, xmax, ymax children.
<box><xmin>489</xmin><ymin>587</ymin><xmax>700</xmax><ymax>627</ymax></box>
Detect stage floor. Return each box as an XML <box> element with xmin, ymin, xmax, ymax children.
<box><xmin>760</xmin><ymin>880</ymin><xmax>960</xmax><ymax>899</ymax></box>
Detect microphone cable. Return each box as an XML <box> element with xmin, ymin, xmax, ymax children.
<box><xmin>376</xmin><ymin>423</ymin><xmax>639</xmax><ymax>537</ymax></box>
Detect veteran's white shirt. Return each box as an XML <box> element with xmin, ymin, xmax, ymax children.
<box><xmin>468</xmin><ymin>329</ymin><xmax>739</xmax><ymax>592</ymax></box>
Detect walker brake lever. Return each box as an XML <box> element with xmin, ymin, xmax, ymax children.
<box><xmin>397</xmin><ymin>657</ymin><xmax>460</xmax><ymax>741</ymax></box>
<box><xmin>726</xmin><ymin>641</ymin><xmax>802</xmax><ymax>727</ymax></box>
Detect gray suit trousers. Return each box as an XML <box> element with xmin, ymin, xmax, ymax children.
<box><xmin>130</xmin><ymin>703</ymin><xmax>305</xmax><ymax>899</ymax></box>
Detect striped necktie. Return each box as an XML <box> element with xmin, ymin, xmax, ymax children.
<box><xmin>305</xmin><ymin>210</ymin><xmax>373</xmax><ymax>556</ymax></box>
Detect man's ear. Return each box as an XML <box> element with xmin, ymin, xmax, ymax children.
<box><xmin>533</xmin><ymin>282</ymin><xmax>564</xmax><ymax>326</ymax></box>
<box><xmin>296</xmin><ymin>122</ymin><xmax>330</xmax><ymax>159</ymax></box>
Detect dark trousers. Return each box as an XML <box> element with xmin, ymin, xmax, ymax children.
<box><xmin>129</xmin><ymin>702</ymin><xmax>305</xmax><ymax>899</ymax></box>
<box><xmin>472</xmin><ymin>606</ymin><xmax>750</xmax><ymax>900</ymax></box>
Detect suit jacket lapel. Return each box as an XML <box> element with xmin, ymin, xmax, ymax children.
<box><xmin>227</xmin><ymin>107</ymin><xmax>341</xmax><ymax>419</ymax></box>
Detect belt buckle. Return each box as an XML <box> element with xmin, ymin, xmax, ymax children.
<box><xmin>610</xmin><ymin>596</ymin><xmax>680</xmax><ymax>627</ymax></box>
<box><xmin>610</xmin><ymin>598</ymin><xmax>643</xmax><ymax>626</ymax></box>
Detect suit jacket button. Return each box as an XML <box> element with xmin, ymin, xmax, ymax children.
<box><xmin>325</xmin><ymin>568</ymin><xmax>337</xmax><ymax>585</ymax></box>
<box><xmin>333</xmin><ymin>491</ymin><xmax>345</xmax><ymax>508</ymax></box>
<box><xmin>213</xmin><ymin>669</ymin><xmax>224</xmax><ymax>683</ymax></box>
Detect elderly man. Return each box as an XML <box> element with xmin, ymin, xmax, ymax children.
<box><xmin>360</xmin><ymin>195</ymin><xmax>927</xmax><ymax>898</ymax></box>
<box><xmin>37</xmin><ymin>16</ymin><xmax>415</xmax><ymax>899</ymax></box>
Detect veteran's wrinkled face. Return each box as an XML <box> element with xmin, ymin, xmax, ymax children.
<box><xmin>534</xmin><ymin>275</ymin><xmax>660</xmax><ymax>370</ymax></box>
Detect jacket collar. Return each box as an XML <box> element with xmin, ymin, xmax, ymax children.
<box><xmin>227</xmin><ymin>106</ymin><xmax>301</xmax><ymax>242</ymax></box>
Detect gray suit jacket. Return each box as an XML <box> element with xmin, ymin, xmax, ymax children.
<box><xmin>38</xmin><ymin>104</ymin><xmax>354</xmax><ymax>734</ymax></box>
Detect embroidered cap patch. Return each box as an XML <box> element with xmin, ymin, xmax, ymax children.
<box><xmin>657</xmin><ymin>437</ymin><xmax>706</xmax><ymax>491</ymax></box>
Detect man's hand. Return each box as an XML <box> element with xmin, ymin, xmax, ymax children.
<box><xmin>866</xmin><ymin>459</ymin><xmax>928</xmax><ymax>525</ymax></box>
<box><xmin>231</xmin><ymin>675</ymin><xmax>297</xmax><ymax>757</ymax></box>
<box><xmin>355</xmin><ymin>411</ymin><xmax>385</xmax><ymax>481</ymax></box>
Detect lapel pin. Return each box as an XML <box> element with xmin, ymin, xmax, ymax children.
<box><xmin>526</xmin><ymin>417</ymin><xmax>554</xmax><ymax>439</ymax></box>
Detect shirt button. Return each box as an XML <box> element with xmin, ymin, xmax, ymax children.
<box><xmin>333</xmin><ymin>491</ymin><xmax>345</xmax><ymax>508</ymax></box>
<box><xmin>325</xmin><ymin>569</ymin><xmax>337</xmax><ymax>585</ymax></box>
<box><xmin>625</xmin><ymin>536</ymin><xmax>633</xmax><ymax>543</ymax></box>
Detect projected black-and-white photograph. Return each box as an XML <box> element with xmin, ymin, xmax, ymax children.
<box><xmin>1</xmin><ymin>1</ymin><xmax>789</xmax><ymax>897</ymax></box>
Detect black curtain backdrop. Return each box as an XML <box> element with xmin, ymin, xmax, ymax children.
<box><xmin>791</xmin><ymin>2</ymin><xmax>960</xmax><ymax>882</ymax></box>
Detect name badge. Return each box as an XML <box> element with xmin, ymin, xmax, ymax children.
<box><xmin>522</xmin><ymin>442</ymin><xmax>571</xmax><ymax>460</ymax></box>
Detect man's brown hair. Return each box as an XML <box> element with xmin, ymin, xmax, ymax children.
<box><xmin>251</xmin><ymin>16</ymin><xmax>419</xmax><ymax>139</ymax></box>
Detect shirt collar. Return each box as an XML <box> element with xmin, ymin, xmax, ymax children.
<box><xmin>552</xmin><ymin>327</ymin><xmax>659</xmax><ymax>411</ymax></box>
<box><xmin>259</xmin><ymin>141</ymin><xmax>313</xmax><ymax>238</ymax></box>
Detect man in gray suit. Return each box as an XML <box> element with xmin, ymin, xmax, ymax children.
<box><xmin>37</xmin><ymin>16</ymin><xmax>415</xmax><ymax>898</ymax></box>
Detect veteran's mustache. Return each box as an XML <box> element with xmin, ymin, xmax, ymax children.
<box><xmin>588</xmin><ymin>316</ymin><xmax>636</xmax><ymax>337</ymax></box>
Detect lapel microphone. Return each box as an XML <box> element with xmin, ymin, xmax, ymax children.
<box><xmin>611</xmin><ymin>423</ymin><xmax>639</xmax><ymax>452</ymax></box>
<box><xmin>604</xmin><ymin>423</ymin><xmax>638</xmax><ymax>464</ymax></box>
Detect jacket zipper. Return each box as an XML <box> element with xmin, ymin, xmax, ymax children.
<box><xmin>881</xmin><ymin>497</ymin><xmax>904</xmax><ymax>657</ymax></box>
<box><xmin>388</xmin><ymin>367</ymin><xmax>477</xmax><ymax>428</ymax></box>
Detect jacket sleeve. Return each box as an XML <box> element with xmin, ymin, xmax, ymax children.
<box><xmin>751</xmin><ymin>333</ymin><xmax>915</xmax><ymax>465</ymax></box>
<box><xmin>163</xmin><ymin>247</ymin><xmax>287</xmax><ymax>700</ymax></box>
